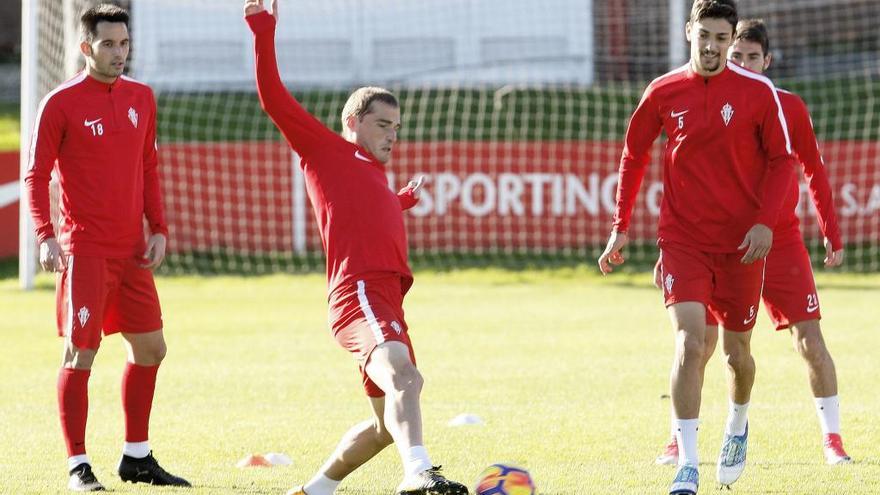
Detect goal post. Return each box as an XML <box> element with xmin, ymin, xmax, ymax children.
<box><xmin>18</xmin><ymin>0</ymin><xmax>38</xmax><ymax>290</ymax></box>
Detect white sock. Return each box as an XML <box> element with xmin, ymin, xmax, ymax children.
<box><xmin>675</xmin><ymin>418</ymin><xmax>699</xmax><ymax>467</ymax></box>
<box><xmin>401</xmin><ymin>445</ymin><xmax>433</xmax><ymax>478</ymax></box>
<box><xmin>815</xmin><ymin>395</ymin><xmax>840</xmax><ymax>435</ymax></box>
<box><xmin>68</xmin><ymin>454</ymin><xmax>90</xmax><ymax>471</ymax></box>
<box><xmin>670</xmin><ymin>410</ymin><xmax>678</xmax><ymax>442</ymax></box>
<box><xmin>725</xmin><ymin>401</ymin><xmax>749</xmax><ymax>436</ymax></box>
<box><xmin>123</xmin><ymin>441</ymin><xmax>151</xmax><ymax>458</ymax></box>
<box><xmin>303</xmin><ymin>473</ymin><xmax>341</xmax><ymax>495</ymax></box>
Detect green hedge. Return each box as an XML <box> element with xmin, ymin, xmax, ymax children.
<box><xmin>157</xmin><ymin>76</ymin><xmax>879</xmax><ymax>144</ymax></box>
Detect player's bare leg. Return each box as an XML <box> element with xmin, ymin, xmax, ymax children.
<box><xmin>790</xmin><ymin>319</ymin><xmax>850</xmax><ymax>464</ymax></box>
<box><xmin>116</xmin><ymin>330</ymin><xmax>189</xmax><ymax>486</ymax></box>
<box><xmin>122</xmin><ymin>329</ymin><xmax>167</xmax><ymax>366</ymax></box>
<box><xmin>60</xmin><ymin>341</ymin><xmax>104</xmax><ymax>491</ymax></box>
<box><xmin>365</xmin><ymin>342</ymin><xmax>425</xmax><ymax>450</ymax></box>
<box><xmin>717</xmin><ymin>329</ymin><xmax>754</xmax><ymax>485</ymax></box>
<box><xmin>322</xmin><ymin>397</ymin><xmax>394</xmax><ymax>478</ymax></box>
<box><xmin>365</xmin><ymin>341</ymin><xmax>467</xmax><ymax>495</ymax></box>
<box><xmin>722</xmin><ymin>329</ymin><xmax>755</xmax><ymax>406</ymax></box>
<box><xmin>291</xmin><ymin>397</ymin><xmax>394</xmax><ymax>494</ymax></box>
<box><xmin>62</xmin><ymin>342</ymin><xmax>98</xmax><ymax>370</ymax></box>
<box><xmin>658</xmin><ymin>325</ymin><xmax>718</xmax><ymax>465</ymax></box>
<box><xmin>668</xmin><ymin>302</ymin><xmax>708</xmax><ymax>440</ymax></box>
<box><xmin>790</xmin><ymin>319</ymin><xmax>837</xmax><ymax>398</ymax></box>
<box><xmin>667</xmin><ymin>302</ymin><xmax>707</xmax><ymax>495</ymax></box>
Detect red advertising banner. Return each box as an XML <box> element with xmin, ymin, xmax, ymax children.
<box><xmin>158</xmin><ymin>140</ymin><xmax>880</xmax><ymax>253</ymax></box>
<box><xmin>3</xmin><ymin>142</ymin><xmax>877</xmax><ymax>258</ymax></box>
<box><xmin>0</xmin><ymin>151</ymin><xmax>20</xmax><ymax>258</ymax></box>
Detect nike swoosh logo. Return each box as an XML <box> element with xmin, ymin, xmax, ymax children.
<box><xmin>670</xmin><ymin>110</ymin><xmax>689</xmax><ymax>118</ymax></box>
<box><xmin>806</xmin><ymin>304</ymin><xmax>819</xmax><ymax>313</ymax></box>
<box><xmin>743</xmin><ymin>315</ymin><xmax>756</xmax><ymax>325</ymax></box>
<box><xmin>354</xmin><ymin>150</ymin><xmax>372</xmax><ymax>162</ymax></box>
<box><xmin>83</xmin><ymin>118</ymin><xmax>102</xmax><ymax>126</ymax></box>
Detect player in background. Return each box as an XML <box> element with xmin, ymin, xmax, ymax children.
<box><xmin>597</xmin><ymin>1</ymin><xmax>797</xmax><ymax>493</ymax></box>
<box><xmin>654</xmin><ymin>18</ymin><xmax>850</xmax><ymax>468</ymax></box>
<box><xmin>24</xmin><ymin>4</ymin><xmax>190</xmax><ymax>491</ymax></box>
<box><xmin>243</xmin><ymin>1</ymin><xmax>467</xmax><ymax>494</ymax></box>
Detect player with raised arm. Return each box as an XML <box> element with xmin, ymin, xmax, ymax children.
<box><xmin>243</xmin><ymin>1</ymin><xmax>467</xmax><ymax>494</ymax></box>
<box><xmin>654</xmin><ymin>18</ymin><xmax>850</xmax><ymax>468</ymax></box>
<box><xmin>597</xmin><ymin>1</ymin><xmax>797</xmax><ymax>493</ymax></box>
<box><xmin>24</xmin><ymin>4</ymin><xmax>190</xmax><ymax>491</ymax></box>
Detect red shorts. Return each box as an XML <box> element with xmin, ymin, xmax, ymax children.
<box><xmin>704</xmin><ymin>240</ymin><xmax>820</xmax><ymax>330</ymax></box>
<box><xmin>659</xmin><ymin>242</ymin><xmax>765</xmax><ymax>332</ymax></box>
<box><xmin>56</xmin><ymin>255</ymin><xmax>163</xmax><ymax>350</ymax></box>
<box><xmin>762</xmin><ymin>239</ymin><xmax>821</xmax><ymax>329</ymax></box>
<box><xmin>328</xmin><ymin>275</ymin><xmax>416</xmax><ymax>398</ymax></box>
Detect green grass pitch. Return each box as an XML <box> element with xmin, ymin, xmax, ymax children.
<box><xmin>1</xmin><ymin>268</ymin><xmax>879</xmax><ymax>494</ymax></box>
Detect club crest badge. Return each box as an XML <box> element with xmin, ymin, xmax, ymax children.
<box><xmin>128</xmin><ymin>107</ymin><xmax>138</xmax><ymax>128</ymax></box>
<box><xmin>721</xmin><ymin>103</ymin><xmax>734</xmax><ymax>126</ymax></box>
<box><xmin>77</xmin><ymin>306</ymin><xmax>90</xmax><ymax>328</ymax></box>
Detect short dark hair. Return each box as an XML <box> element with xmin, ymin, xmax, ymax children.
<box><xmin>689</xmin><ymin>0</ymin><xmax>738</xmax><ymax>32</ymax></box>
<box><xmin>80</xmin><ymin>3</ymin><xmax>129</xmax><ymax>42</ymax></box>
<box><xmin>734</xmin><ymin>19</ymin><xmax>770</xmax><ymax>56</ymax></box>
<box><xmin>341</xmin><ymin>87</ymin><xmax>399</xmax><ymax>133</ymax></box>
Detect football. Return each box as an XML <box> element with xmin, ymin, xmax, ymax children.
<box><xmin>474</xmin><ymin>463</ymin><xmax>536</xmax><ymax>495</ymax></box>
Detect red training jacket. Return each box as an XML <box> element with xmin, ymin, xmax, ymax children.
<box><xmin>247</xmin><ymin>11</ymin><xmax>417</xmax><ymax>297</ymax></box>
<box><xmin>613</xmin><ymin>63</ymin><xmax>797</xmax><ymax>253</ymax></box>
<box><xmin>25</xmin><ymin>73</ymin><xmax>167</xmax><ymax>258</ymax></box>
<box><xmin>774</xmin><ymin>89</ymin><xmax>841</xmax><ymax>250</ymax></box>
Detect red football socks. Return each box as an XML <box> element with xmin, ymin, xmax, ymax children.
<box><xmin>58</xmin><ymin>368</ymin><xmax>90</xmax><ymax>456</ymax></box>
<box><xmin>121</xmin><ymin>362</ymin><xmax>159</xmax><ymax>442</ymax></box>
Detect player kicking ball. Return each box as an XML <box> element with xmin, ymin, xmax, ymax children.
<box><xmin>654</xmin><ymin>18</ymin><xmax>851</xmax><ymax>470</ymax></box>
<box><xmin>243</xmin><ymin>1</ymin><xmax>468</xmax><ymax>494</ymax></box>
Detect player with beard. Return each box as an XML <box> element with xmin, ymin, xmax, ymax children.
<box><xmin>598</xmin><ymin>1</ymin><xmax>797</xmax><ymax>493</ymax></box>
<box><xmin>653</xmin><ymin>17</ymin><xmax>850</xmax><ymax>469</ymax></box>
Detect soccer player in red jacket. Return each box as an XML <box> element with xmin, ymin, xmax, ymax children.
<box><xmin>598</xmin><ymin>1</ymin><xmax>797</xmax><ymax>493</ymax></box>
<box><xmin>24</xmin><ymin>4</ymin><xmax>189</xmax><ymax>492</ymax></box>
<box><xmin>654</xmin><ymin>18</ymin><xmax>851</xmax><ymax>469</ymax></box>
<box><xmin>243</xmin><ymin>1</ymin><xmax>467</xmax><ymax>494</ymax></box>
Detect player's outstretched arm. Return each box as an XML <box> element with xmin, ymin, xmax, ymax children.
<box><xmin>244</xmin><ymin>0</ymin><xmax>277</xmax><ymax>18</ymax></box>
<box><xmin>245</xmin><ymin>0</ymin><xmax>331</xmax><ymax>157</ymax></box>
<box><xmin>598</xmin><ymin>230</ymin><xmax>628</xmax><ymax>275</ymax></box>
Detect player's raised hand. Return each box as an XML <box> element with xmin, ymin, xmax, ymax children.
<box><xmin>823</xmin><ymin>237</ymin><xmax>845</xmax><ymax>267</ymax></box>
<box><xmin>738</xmin><ymin>223</ymin><xmax>772</xmax><ymax>264</ymax></box>
<box><xmin>244</xmin><ymin>0</ymin><xmax>277</xmax><ymax>18</ymax></box>
<box><xmin>407</xmin><ymin>175</ymin><xmax>425</xmax><ymax>199</ymax></box>
<box><xmin>39</xmin><ymin>238</ymin><xmax>66</xmax><ymax>273</ymax></box>
<box><xmin>141</xmin><ymin>233</ymin><xmax>167</xmax><ymax>270</ymax></box>
<box><xmin>598</xmin><ymin>231</ymin><xmax>628</xmax><ymax>275</ymax></box>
